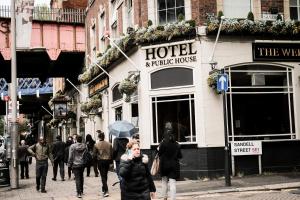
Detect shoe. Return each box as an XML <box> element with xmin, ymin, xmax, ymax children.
<box><xmin>103</xmin><ymin>192</ymin><xmax>109</xmax><ymax>197</ymax></box>
<box><xmin>20</xmin><ymin>177</ymin><xmax>24</xmax><ymax>179</ymax></box>
<box><xmin>41</xmin><ymin>190</ymin><xmax>47</xmax><ymax>193</ymax></box>
<box><xmin>86</xmin><ymin>175</ymin><xmax>90</xmax><ymax>177</ymax></box>
<box><xmin>36</xmin><ymin>186</ymin><xmax>40</xmax><ymax>191</ymax></box>
<box><xmin>52</xmin><ymin>178</ymin><xmax>56</xmax><ymax>181</ymax></box>
<box><xmin>61</xmin><ymin>178</ymin><xmax>65</xmax><ymax>181</ymax></box>
<box><xmin>77</xmin><ymin>193</ymin><xmax>82</xmax><ymax>198</ymax></box>
<box><xmin>95</xmin><ymin>174</ymin><xmax>99</xmax><ymax>177</ymax></box>
<box><xmin>26</xmin><ymin>177</ymin><xmax>29</xmax><ymax>179</ymax></box>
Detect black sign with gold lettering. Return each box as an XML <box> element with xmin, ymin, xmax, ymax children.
<box><xmin>89</xmin><ymin>75</ymin><xmax>109</xmax><ymax>96</ymax></box>
<box><xmin>253</xmin><ymin>42</ymin><xmax>300</xmax><ymax>61</ymax></box>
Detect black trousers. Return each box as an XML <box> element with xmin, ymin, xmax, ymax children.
<box><xmin>20</xmin><ymin>161</ymin><xmax>29</xmax><ymax>178</ymax></box>
<box><xmin>73</xmin><ymin>167</ymin><xmax>84</xmax><ymax>194</ymax></box>
<box><xmin>97</xmin><ymin>160</ymin><xmax>110</xmax><ymax>193</ymax></box>
<box><xmin>36</xmin><ymin>160</ymin><xmax>48</xmax><ymax>190</ymax></box>
<box><xmin>53</xmin><ymin>159</ymin><xmax>65</xmax><ymax>179</ymax></box>
<box><xmin>86</xmin><ymin>159</ymin><xmax>98</xmax><ymax>176</ymax></box>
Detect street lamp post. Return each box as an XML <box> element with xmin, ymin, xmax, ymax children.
<box><xmin>10</xmin><ymin>0</ymin><xmax>19</xmax><ymax>189</ymax></box>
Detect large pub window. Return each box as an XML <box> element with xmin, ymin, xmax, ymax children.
<box><xmin>152</xmin><ymin>94</ymin><xmax>195</xmax><ymax>143</ymax></box>
<box><xmin>290</xmin><ymin>0</ymin><xmax>300</xmax><ymax>20</ymax></box>
<box><xmin>226</xmin><ymin>64</ymin><xmax>295</xmax><ymax>141</ymax></box>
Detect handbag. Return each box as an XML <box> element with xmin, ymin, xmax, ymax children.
<box><xmin>150</xmin><ymin>154</ymin><xmax>160</xmax><ymax>176</ymax></box>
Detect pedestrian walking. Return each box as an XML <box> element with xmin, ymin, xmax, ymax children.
<box><xmin>158</xmin><ymin>123</ymin><xmax>183</xmax><ymax>200</ymax></box>
<box><xmin>119</xmin><ymin>140</ymin><xmax>156</xmax><ymax>200</ymax></box>
<box><xmin>28</xmin><ymin>136</ymin><xmax>53</xmax><ymax>193</ymax></box>
<box><xmin>131</xmin><ymin>133</ymin><xmax>140</xmax><ymax>144</ymax></box>
<box><xmin>112</xmin><ymin>137</ymin><xmax>129</xmax><ymax>182</ymax></box>
<box><xmin>64</xmin><ymin>139</ymin><xmax>73</xmax><ymax>179</ymax></box>
<box><xmin>18</xmin><ymin>140</ymin><xmax>30</xmax><ymax>179</ymax></box>
<box><xmin>51</xmin><ymin>135</ymin><xmax>66</xmax><ymax>181</ymax></box>
<box><xmin>68</xmin><ymin>135</ymin><xmax>87</xmax><ymax>198</ymax></box>
<box><xmin>85</xmin><ymin>134</ymin><xmax>99</xmax><ymax>177</ymax></box>
<box><xmin>93</xmin><ymin>130</ymin><xmax>113</xmax><ymax>197</ymax></box>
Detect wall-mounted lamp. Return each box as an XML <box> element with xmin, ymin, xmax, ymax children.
<box><xmin>1</xmin><ymin>93</ymin><xmax>3</xmax><ymax>100</ymax></box>
<box><xmin>36</xmin><ymin>89</ymin><xmax>40</xmax><ymax>98</ymax></box>
<box><xmin>18</xmin><ymin>91</ymin><xmax>21</xmax><ymax>99</ymax></box>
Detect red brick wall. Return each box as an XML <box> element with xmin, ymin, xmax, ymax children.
<box><xmin>192</xmin><ymin>0</ymin><xmax>216</xmax><ymax>26</ymax></box>
<box><xmin>261</xmin><ymin>0</ymin><xmax>284</xmax><ymax>13</ymax></box>
<box><xmin>134</xmin><ymin>0</ymin><xmax>148</xmax><ymax>27</ymax></box>
<box><xmin>63</xmin><ymin>0</ymin><xmax>88</xmax><ymax>9</ymax></box>
<box><xmin>118</xmin><ymin>5</ymin><xmax>123</xmax><ymax>35</ymax></box>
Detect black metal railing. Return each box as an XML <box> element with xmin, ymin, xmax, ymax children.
<box><xmin>0</xmin><ymin>5</ymin><xmax>85</xmax><ymax>24</ymax></box>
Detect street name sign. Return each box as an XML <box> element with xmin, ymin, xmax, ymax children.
<box><xmin>231</xmin><ymin>141</ymin><xmax>262</xmax><ymax>156</ymax></box>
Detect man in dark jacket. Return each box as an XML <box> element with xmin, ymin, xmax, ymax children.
<box><xmin>51</xmin><ymin>135</ymin><xmax>65</xmax><ymax>181</ymax></box>
<box><xmin>112</xmin><ymin>137</ymin><xmax>129</xmax><ymax>181</ymax></box>
<box><xmin>68</xmin><ymin>135</ymin><xmax>87</xmax><ymax>198</ymax></box>
<box><xmin>28</xmin><ymin>136</ymin><xmax>53</xmax><ymax>193</ymax></box>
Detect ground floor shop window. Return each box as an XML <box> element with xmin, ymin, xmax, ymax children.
<box><xmin>152</xmin><ymin>94</ymin><xmax>195</xmax><ymax>143</ymax></box>
<box><xmin>226</xmin><ymin>64</ymin><xmax>295</xmax><ymax>141</ymax></box>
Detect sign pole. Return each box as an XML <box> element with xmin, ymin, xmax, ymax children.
<box><xmin>221</xmin><ymin>69</ymin><xmax>231</xmax><ymax>186</ymax></box>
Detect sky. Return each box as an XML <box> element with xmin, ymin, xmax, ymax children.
<box><xmin>1</xmin><ymin>0</ymin><xmax>50</xmax><ymax>6</ymax></box>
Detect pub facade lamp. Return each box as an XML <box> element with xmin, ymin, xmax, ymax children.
<box><xmin>53</xmin><ymin>97</ymin><xmax>69</xmax><ymax>119</ymax></box>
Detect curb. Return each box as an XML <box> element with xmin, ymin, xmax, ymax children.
<box><xmin>176</xmin><ymin>182</ymin><xmax>300</xmax><ymax>197</ymax></box>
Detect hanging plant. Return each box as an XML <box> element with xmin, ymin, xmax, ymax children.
<box><xmin>207</xmin><ymin>69</ymin><xmax>221</xmax><ymax>94</ymax></box>
<box><xmin>80</xmin><ymin>93</ymin><xmax>102</xmax><ymax>114</ymax></box>
<box><xmin>118</xmin><ymin>78</ymin><xmax>137</xmax><ymax>102</ymax></box>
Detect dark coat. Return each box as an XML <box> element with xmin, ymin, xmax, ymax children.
<box><xmin>18</xmin><ymin>145</ymin><xmax>29</xmax><ymax>162</ymax></box>
<box><xmin>112</xmin><ymin>138</ymin><xmax>129</xmax><ymax>162</ymax></box>
<box><xmin>52</xmin><ymin>139</ymin><xmax>65</xmax><ymax>161</ymax></box>
<box><xmin>158</xmin><ymin>141</ymin><xmax>182</xmax><ymax>179</ymax></box>
<box><xmin>119</xmin><ymin>154</ymin><xmax>156</xmax><ymax>200</ymax></box>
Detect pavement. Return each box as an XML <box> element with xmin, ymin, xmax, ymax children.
<box><xmin>1</xmin><ymin>160</ymin><xmax>300</xmax><ymax>199</ymax></box>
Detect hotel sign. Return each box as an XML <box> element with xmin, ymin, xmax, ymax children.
<box><xmin>253</xmin><ymin>42</ymin><xmax>300</xmax><ymax>61</ymax></box>
<box><xmin>89</xmin><ymin>76</ymin><xmax>109</xmax><ymax>96</ymax></box>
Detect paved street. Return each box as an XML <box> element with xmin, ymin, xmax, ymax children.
<box><xmin>189</xmin><ymin>190</ymin><xmax>300</xmax><ymax>200</ymax></box>
<box><xmin>2</xmin><ymin>159</ymin><xmax>300</xmax><ymax>199</ymax></box>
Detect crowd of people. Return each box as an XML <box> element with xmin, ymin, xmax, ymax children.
<box><xmin>17</xmin><ymin>123</ymin><xmax>182</xmax><ymax>200</ymax></box>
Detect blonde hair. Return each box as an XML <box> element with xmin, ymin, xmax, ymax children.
<box><xmin>126</xmin><ymin>140</ymin><xmax>139</xmax><ymax>150</ymax></box>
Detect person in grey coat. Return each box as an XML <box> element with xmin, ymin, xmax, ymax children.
<box><xmin>68</xmin><ymin>135</ymin><xmax>87</xmax><ymax>198</ymax></box>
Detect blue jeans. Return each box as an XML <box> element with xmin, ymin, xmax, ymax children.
<box><xmin>36</xmin><ymin>160</ymin><xmax>48</xmax><ymax>190</ymax></box>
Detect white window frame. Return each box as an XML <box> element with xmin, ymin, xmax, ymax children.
<box><xmin>151</xmin><ymin>94</ymin><xmax>196</xmax><ymax>144</ymax></box>
<box><xmin>157</xmin><ymin>0</ymin><xmax>185</xmax><ymax>24</ymax></box>
<box><xmin>225</xmin><ymin>64</ymin><xmax>295</xmax><ymax>142</ymax></box>
<box><xmin>290</xmin><ymin>0</ymin><xmax>300</xmax><ymax>20</ymax></box>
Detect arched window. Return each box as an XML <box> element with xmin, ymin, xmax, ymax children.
<box><xmin>151</xmin><ymin>67</ymin><xmax>193</xmax><ymax>89</ymax></box>
<box><xmin>112</xmin><ymin>84</ymin><xmax>122</xmax><ymax>102</ymax></box>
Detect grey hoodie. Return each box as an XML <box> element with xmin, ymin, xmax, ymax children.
<box><xmin>68</xmin><ymin>143</ymin><xmax>87</xmax><ymax>168</ymax></box>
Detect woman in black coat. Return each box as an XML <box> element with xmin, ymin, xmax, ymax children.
<box><xmin>119</xmin><ymin>141</ymin><xmax>156</xmax><ymax>200</ymax></box>
<box><xmin>158</xmin><ymin>126</ymin><xmax>182</xmax><ymax>200</ymax></box>
<box><xmin>85</xmin><ymin>134</ymin><xmax>99</xmax><ymax>177</ymax></box>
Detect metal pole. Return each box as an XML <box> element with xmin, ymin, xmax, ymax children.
<box><xmin>210</xmin><ymin>16</ymin><xmax>225</xmax><ymax>63</ymax></box>
<box><xmin>10</xmin><ymin>0</ymin><xmax>19</xmax><ymax>189</ymax></box>
<box><xmin>222</xmin><ymin>68</ymin><xmax>231</xmax><ymax>187</ymax></box>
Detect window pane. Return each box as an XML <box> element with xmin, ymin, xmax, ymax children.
<box><xmin>115</xmin><ymin>107</ymin><xmax>122</xmax><ymax>121</ymax></box>
<box><xmin>176</xmin><ymin>7</ymin><xmax>185</xmax><ymax>20</ymax></box>
<box><xmin>153</xmin><ymin>96</ymin><xmax>195</xmax><ymax>143</ymax></box>
<box><xmin>151</xmin><ymin>68</ymin><xmax>193</xmax><ymax>89</ymax></box>
<box><xmin>290</xmin><ymin>0</ymin><xmax>298</xmax><ymax>6</ymax></box>
<box><xmin>167</xmin><ymin>8</ymin><xmax>176</xmax><ymax>23</ymax></box>
<box><xmin>152</xmin><ymin>102</ymin><xmax>157</xmax><ymax>142</ymax></box>
<box><xmin>223</xmin><ymin>0</ymin><xmax>251</xmax><ymax>18</ymax></box>
<box><xmin>176</xmin><ymin>0</ymin><xmax>184</xmax><ymax>7</ymax></box>
<box><xmin>159</xmin><ymin>10</ymin><xmax>166</xmax><ymax>24</ymax></box>
<box><xmin>290</xmin><ymin>8</ymin><xmax>298</xmax><ymax>20</ymax></box>
<box><xmin>167</xmin><ymin>0</ymin><xmax>175</xmax><ymax>8</ymax></box>
<box><xmin>158</xmin><ymin>0</ymin><xmax>166</xmax><ymax>10</ymax></box>
<box><xmin>112</xmin><ymin>84</ymin><xmax>122</xmax><ymax>102</ymax></box>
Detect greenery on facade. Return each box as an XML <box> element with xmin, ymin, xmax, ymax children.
<box><xmin>118</xmin><ymin>78</ymin><xmax>137</xmax><ymax>102</ymax></box>
<box><xmin>207</xmin><ymin>16</ymin><xmax>300</xmax><ymax>38</ymax></box>
<box><xmin>78</xmin><ymin>20</ymin><xmax>196</xmax><ymax>84</ymax></box>
<box><xmin>207</xmin><ymin>69</ymin><xmax>221</xmax><ymax>94</ymax></box>
<box><xmin>80</xmin><ymin>93</ymin><xmax>102</xmax><ymax>114</ymax></box>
